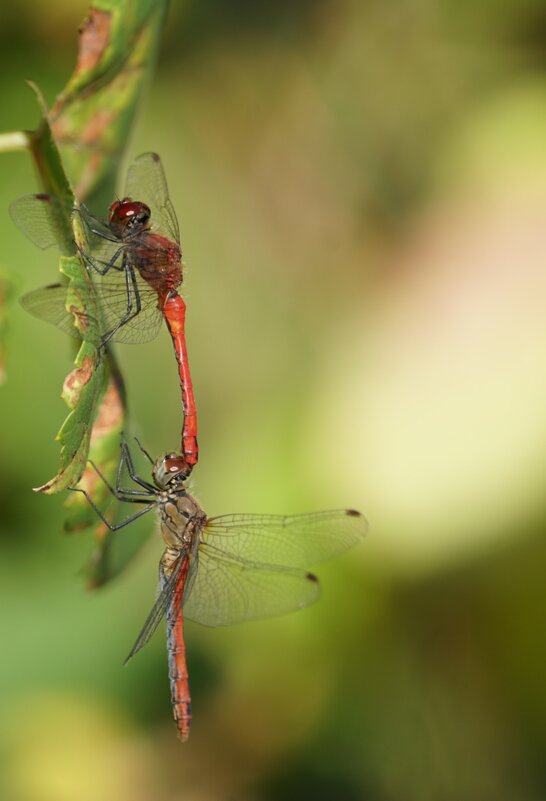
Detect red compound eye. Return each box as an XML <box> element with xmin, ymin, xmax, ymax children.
<box><xmin>153</xmin><ymin>453</ymin><xmax>192</xmax><ymax>488</ymax></box>
<box><xmin>165</xmin><ymin>457</ymin><xmax>187</xmax><ymax>474</ymax></box>
<box><xmin>108</xmin><ymin>198</ymin><xmax>151</xmax><ymax>235</ymax></box>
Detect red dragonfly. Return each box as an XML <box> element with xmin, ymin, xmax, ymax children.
<box><xmin>10</xmin><ymin>154</ymin><xmax>198</xmax><ymax>468</ymax></box>
<box><xmin>73</xmin><ymin>440</ymin><xmax>367</xmax><ymax>741</ymax></box>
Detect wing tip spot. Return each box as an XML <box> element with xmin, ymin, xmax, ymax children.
<box><xmin>346</xmin><ymin>509</ymin><xmax>361</xmax><ymax>517</ymax></box>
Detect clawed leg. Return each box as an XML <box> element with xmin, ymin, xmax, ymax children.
<box><xmin>74</xmin><ymin>206</ymin><xmax>119</xmax><ymax>245</ymax></box>
<box><xmin>68</xmin><ymin>437</ymin><xmax>159</xmax><ymax>529</ymax></box>
<box><xmin>68</xmin><ymin>486</ymin><xmax>155</xmax><ymax>531</ymax></box>
<box><xmin>133</xmin><ymin>437</ymin><xmax>154</xmax><ymax>464</ymax></box>
<box><xmin>119</xmin><ymin>440</ymin><xmax>157</xmax><ymax>493</ymax></box>
<box><xmin>99</xmin><ymin>262</ymin><xmax>142</xmax><ymax>347</ymax></box>
<box><xmin>77</xmin><ymin>242</ymin><xmax>125</xmax><ymax>276</ymax></box>
<box><xmin>85</xmin><ymin>440</ymin><xmax>156</xmax><ymax>498</ymax></box>
<box><xmin>88</xmin><ymin>459</ymin><xmax>152</xmax><ymax>500</ymax></box>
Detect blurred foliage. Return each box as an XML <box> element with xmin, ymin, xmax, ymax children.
<box><xmin>0</xmin><ymin>268</ymin><xmax>19</xmax><ymax>383</ymax></box>
<box><xmin>51</xmin><ymin>0</ymin><xmax>169</xmax><ymax>208</ymax></box>
<box><xmin>1</xmin><ymin>1</ymin><xmax>546</xmax><ymax>800</ymax></box>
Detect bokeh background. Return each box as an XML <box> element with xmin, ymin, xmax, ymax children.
<box><xmin>1</xmin><ymin>1</ymin><xmax>546</xmax><ymax>799</ymax></box>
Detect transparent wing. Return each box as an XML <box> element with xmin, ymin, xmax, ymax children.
<box><xmin>127</xmin><ymin>511</ymin><xmax>366</xmax><ymax>632</ymax></box>
<box><xmin>21</xmin><ymin>283</ymin><xmax>100</xmax><ymax>341</ymax></box>
<box><xmin>11</xmin><ymin>195</ymin><xmax>128</xmax><ymax>264</ymax></box>
<box><xmin>21</xmin><ymin>275</ymin><xmax>164</xmax><ymax>345</ymax></box>
<box><xmin>202</xmin><ymin>509</ymin><xmax>367</xmax><ymax>569</ymax></box>
<box><xmin>124</xmin><ymin>555</ymin><xmax>188</xmax><ymax>663</ymax></box>
<box><xmin>183</xmin><ymin>546</ymin><xmax>320</xmax><ymax>627</ymax></box>
<box><xmin>125</xmin><ymin>153</ymin><xmax>180</xmax><ymax>243</ymax></box>
<box><xmin>10</xmin><ymin>194</ymin><xmax>73</xmax><ymax>249</ymax></box>
<box><xmin>94</xmin><ymin>269</ymin><xmax>164</xmax><ymax>344</ymax></box>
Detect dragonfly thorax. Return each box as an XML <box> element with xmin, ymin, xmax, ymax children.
<box><xmin>159</xmin><ymin>493</ymin><xmax>206</xmax><ymax>548</ymax></box>
<box><xmin>108</xmin><ymin>197</ymin><xmax>151</xmax><ymax>238</ymax></box>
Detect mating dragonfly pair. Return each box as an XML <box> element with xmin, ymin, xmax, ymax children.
<box><xmin>12</xmin><ymin>154</ymin><xmax>367</xmax><ymax>741</ymax></box>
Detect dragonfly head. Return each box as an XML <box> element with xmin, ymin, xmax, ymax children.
<box><xmin>153</xmin><ymin>453</ymin><xmax>192</xmax><ymax>488</ymax></box>
<box><xmin>108</xmin><ymin>197</ymin><xmax>151</xmax><ymax>238</ymax></box>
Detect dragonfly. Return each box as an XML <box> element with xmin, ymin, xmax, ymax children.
<box><xmin>10</xmin><ymin>153</ymin><xmax>198</xmax><ymax>468</ymax></box>
<box><xmin>72</xmin><ymin>440</ymin><xmax>368</xmax><ymax>741</ymax></box>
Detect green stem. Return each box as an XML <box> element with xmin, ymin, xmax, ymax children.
<box><xmin>0</xmin><ymin>131</ymin><xmax>31</xmax><ymax>152</ymax></box>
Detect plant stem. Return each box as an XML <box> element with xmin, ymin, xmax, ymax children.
<box><xmin>0</xmin><ymin>131</ymin><xmax>31</xmax><ymax>152</ymax></box>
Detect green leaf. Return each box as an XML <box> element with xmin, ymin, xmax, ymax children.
<box><xmin>49</xmin><ymin>0</ymin><xmax>169</xmax><ymax>207</ymax></box>
<box><xmin>63</xmin><ymin>374</ymin><xmax>128</xmax><ymax>585</ymax></box>
<box><xmin>23</xmin><ymin>137</ymin><xmax>115</xmax><ymax>497</ymax></box>
<box><xmin>27</xmin><ymin>83</ymin><xmax>75</xmax><ymax>241</ymax></box>
<box><xmin>34</xmin><ymin>253</ymin><xmax>107</xmax><ymax>494</ymax></box>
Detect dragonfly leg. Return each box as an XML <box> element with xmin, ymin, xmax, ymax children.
<box><xmin>86</xmin><ymin>227</ymin><xmax>120</xmax><ymax>243</ymax></box>
<box><xmin>99</xmin><ymin>260</ymin><xmax>143</xmax><ymax>348</ymax></box>
<box><xmin>68</xmin><ymin>487</ymin><xmax>155</xmax><ymax>530</ymax></box>
<box><xmin>120</xmin><ymin>440</ymin><xmax>157</xmax><ymax>492</ymax></box>
<box><xmin>78</xmin><ymin>243</ymin><xmax>125</xmax><ymax>276</ymax></box>
<box><xmin>74</xmin><ymin>207</ymin><xmax>120</xmax><ymax>244</ymax></box>
<box><xmin>133</xmin><ymin>436</ymin><xmax>154</xmax><ymax>464</ymax></box>
<box><xmin>88</xmin><ymin>459</ymin><xmax>153</xmax><ymax>500</ymax></box>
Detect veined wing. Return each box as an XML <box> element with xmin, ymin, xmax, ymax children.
<box><xmin>11</xmin><ymin>194</ymin><xmax>133</xmax><ymax>265</ymax></box>
<box><xmin>21</xmin><ymin>283</ymin><xmax>99</xmax><ymax>341</ymax></box>
<box><xmin>21</xmin><ymin>274</ymin><xmax>164</xmax><ymax>345</ymax></box>
<box><xmin>10</xmin><ymin>194</ymin><xmax>73</xmax><ymax>250</ymax></box>
<box><xmin>183</xmin><ymin>545</ymin><xmax>320</xmax><ymax>627</ymax></box>
<box><xmin>202</xmin><ymin>509</ymin><xmax>367</xmax><ymax>569</ymax></box>
<box><xmin>125</xmin><ymin>153</ymin><xmax>180</xmax><ymax>244</ymax></box>
<box><xmin>93</xmin><ymin>268</ymin><xmax>164</xmax><ymax>344</ymax></box>
<box><xmin>125</xmin><ymin>555</ymin><xmax>189</xmax><ymax>663</ymax></box>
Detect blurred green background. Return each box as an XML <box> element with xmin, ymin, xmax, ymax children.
<box><xmin>1</xmin><ymin>1</ymin><xmax>546</xmax><ymax>799</ymax></box>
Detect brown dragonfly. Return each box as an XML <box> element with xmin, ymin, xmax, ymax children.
<box><xmin>72</xmin><ymin>440</ymin><xmax>367</xmax><ymax>740</ymax></box>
